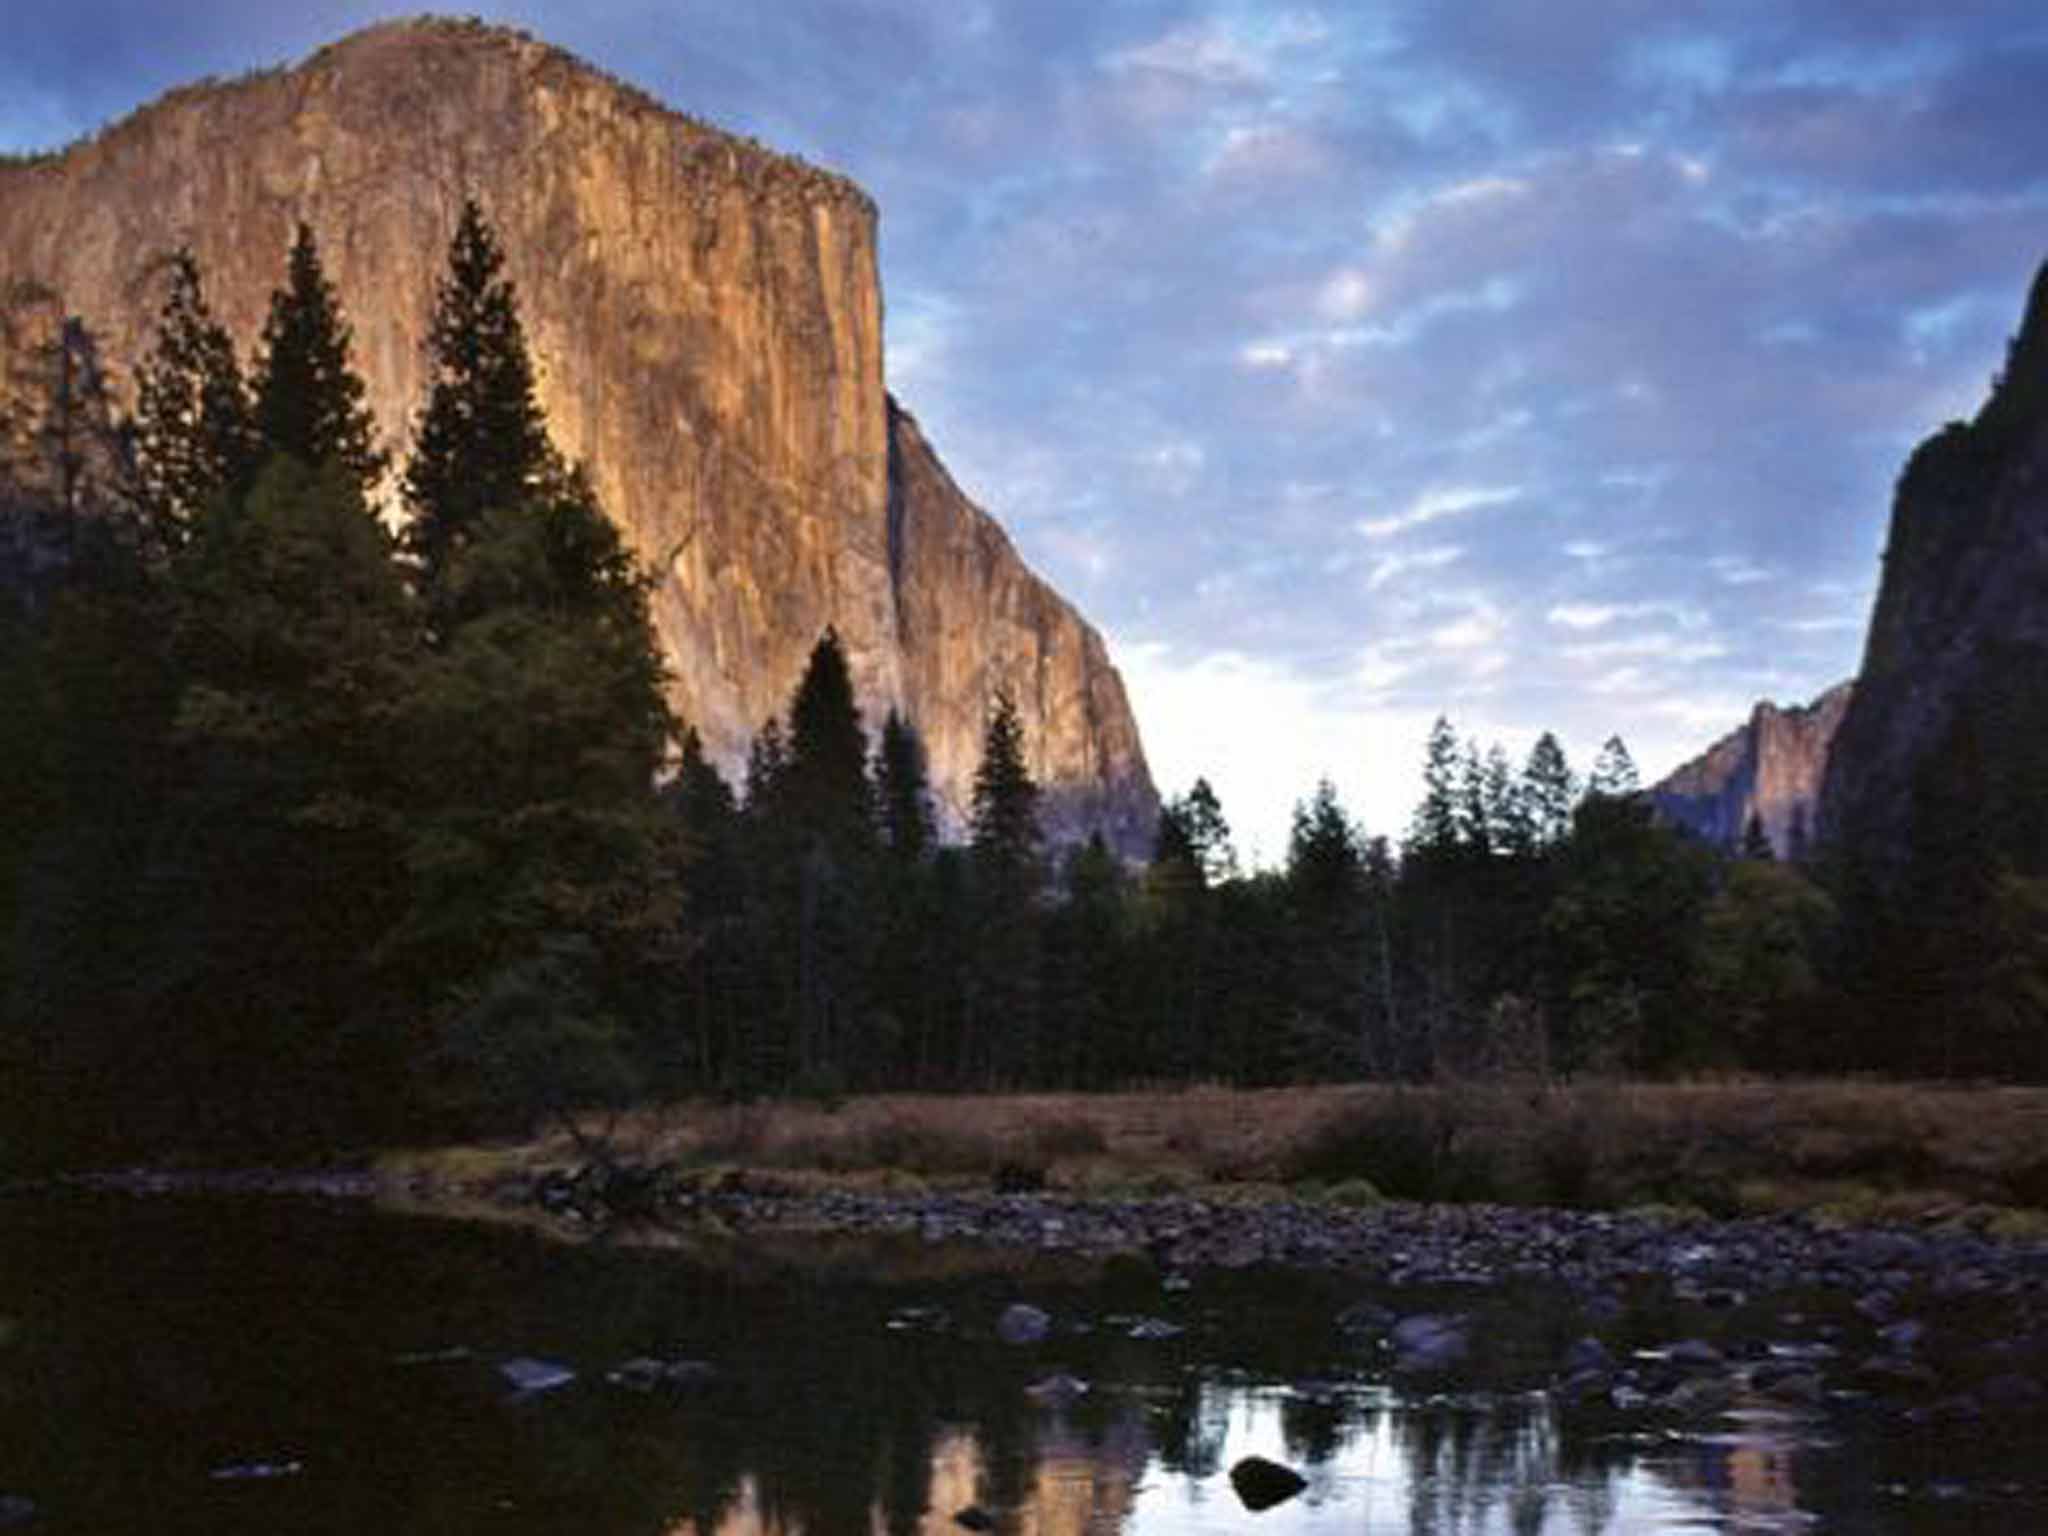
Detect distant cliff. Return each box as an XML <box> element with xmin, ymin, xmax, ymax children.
<box><xmin>1652</xmin><ymin>682</ymin><xmax>1853</xmax><ymax>857</ymax></box>
<box><xmin>1819</xmin><ymin>259</ymin><xmax>2048</xmax><ymax>882</ymax></box>
<box><xmin>0</xmin><ymin>17</ymin><xmax>1157</xmax><ymax>850</ymax></box>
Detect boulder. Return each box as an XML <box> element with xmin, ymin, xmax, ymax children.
<box><xmin>996</xmin><ymin>1304</ymin><xmax>1050</xmax><ymax>1346</ymax></box>
<box><xmin>1229</xmin><ymin>1455</ymin><xmax>1307</xmax><ymax>1512</ymax></box>
<box><xmin>1389</xmin><ymin>1314</ymin><xmax>1469</xmax><ymax>1377</ymax></box>
<box><xmin>498</xmin><ymin>1357</ymin><xmax>576</xmax><ymax>1394</ymax></box>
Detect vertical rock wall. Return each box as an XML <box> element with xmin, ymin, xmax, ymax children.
<box><xmin>0</xmin><ymin>18</ymin><xmax>1156</xmax><ymax>849</ymax></box>
<box><xmin>1651</xmin><ymin>682</ymin><xmax>1853</xmax><ymax>856</ymax></box>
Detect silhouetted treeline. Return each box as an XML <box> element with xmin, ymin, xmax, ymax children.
<box><xmin>2</xmin><ymin>210</ymin><xmax>2042</xmax><ymax>1167</ymax></box>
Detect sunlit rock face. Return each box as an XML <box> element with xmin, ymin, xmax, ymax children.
<box><xmin>1651</xmin><ymin>682</ymin><xmax>1853</xmax><ymax>857</ymax></box>
<box><xmin>0</xmin><ymin>17</ymin><xmax>1156</xmax><ymax>852</ymax></box>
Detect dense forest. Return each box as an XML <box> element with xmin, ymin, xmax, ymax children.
<box><xmin>1</xmin><ymin>207</ymin><xmax>2041</xmax><ymax>1167</ymax></box>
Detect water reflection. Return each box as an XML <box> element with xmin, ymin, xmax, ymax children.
<box><xmin>0</xmin><ymin>1197</ymin><xmax>2023</xmax><ymax>1535</ymax></box>
<box><xmin>646</xmin><ymin>1379</ymin><xmax>1817</xmax><ymax>1536</ymax></box>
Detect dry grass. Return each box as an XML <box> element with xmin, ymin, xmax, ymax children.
<box><xmin>376</xmin><ymin>1079</ymin><xmax>2048</xmax><ymax>1222</ymax></box>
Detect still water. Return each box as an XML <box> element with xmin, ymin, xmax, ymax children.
<box><xmin>0</xmin><ymin>1195</ymin><xmax>2028</xmax><ymax>1533</ymax></box>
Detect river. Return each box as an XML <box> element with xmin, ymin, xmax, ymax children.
<box><xmin>0</xmin><ymin>1193</ymin><xmax>2039</xmax><ymax>1532</ymax></box>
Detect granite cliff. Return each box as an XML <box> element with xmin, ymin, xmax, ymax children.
<box><xmin>1819</xmin><ymin>259</ymin><xmax>2048</xmax><ymax>881</ymax></box>
<box><xmin>1651</xmin><ymin>682</ymin><xmax>1852</xmax><ymax>858</ymax></box>
<box><xmin>0</xmin><ymin>17</ymin><xmax>1156</xmax><ymax>850</ymax></box>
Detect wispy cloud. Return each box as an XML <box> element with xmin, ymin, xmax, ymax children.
<box><xmin>1358</xmin><ymin>485</ymin><xmax>1522</xmax><ymax>540</ymax></box>
<box><xmin>1368</xmin><ymin>544</ymin><xmax>1463</xmax><ymax>590</ymax></box>
<box><xmin>3</xmin><ymin>0</ymin><xmax>2010</xmax><ymax>851</ymax></box>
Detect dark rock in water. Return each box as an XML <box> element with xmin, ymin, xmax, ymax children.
<box><xmin>1664</xmin><ymin>1339</ymin><xmax>1725</xmax><ymax>1370</ymax></box>
<box><xmin>1609</xmin><ymin>1383</ymin><xmax>1652</xmax><ymax>1413</ymax></box>
<box><xmin>953</xmin><ymin>1505</ymin><xmax>996</xmax><ymax>1531</ymax></box>
<box><xmin>208</xmin><ymin>1460</ymin><xmax>304</xmax><ymax>1481</ymax></box>
<box><xmin>1663</xmin><ymin>1374</ymin><xmax>1739</xmax><ymax>1419</ymax></box>
<box><xmin>1337</xmin><ymin>1300</ymin><xmax>1395</xmax><ymax>1340</ymax></box>
<box><xmin>1880</xmin><ymin>1318</ymin><xmax>1926</xmax><ymax>1353</ymax></box>
<box><xmin>607</xmin><ymin>1357</ymin><xmax>717</xmax><ymax>1394</ymax></box>
<box><xmin>499</xmin><ymin>1357</ymin><xmax>576</xmax><ymax>1394</ymax></box>
<box><xmin>393</xmin><ymin>1346</ymin><xmax>473</xmax><ymax>1367</ymax></box>
<box><xmin>1125</xmin><ymin>1316</ymin><xmax>1184</xmax><ymax>1341</ymax></box>
<box><xmin>1563</xmin><ymin>1336</ymin><xmax>1612</xmax><ymax>1375</ymax></box>
<box><xmin>1025</xmin><ymin>1372</ymin><xmax>1089</xmax><ymax>1405</ymax></box>
<box><xmin>0</xmin><ymin>1495</ymin><xmax>35</xmax><ymax>1527</ymax></box>
<box><xmin>1389</xmin><ymin>1314</ymin><xmax>1469</xmax><ymax>1377</ymax></box>
<box><xmin>1229</xmin><ymin>1454</ymin><xmax>1307</xmax><ymax>1512</ymax></box>
<box><xmin>1767</xmin><ymin>1340</ymin><xmax>1838</xmax><ymax>1364</ymax></box>
<box><xmin>1906</xmin><ymin>1394</ymin><xmax>1985</xmax><ymax>1428</ymax></box>
<box><xmin>886</xmin><ymin>1305</ymin><xmax>950</xmax><ymax>1334</ymax></box>
<box><xmin>1766</xmin><ymin>1370</ymin><xmax>1826</xmax><ymax>1406</ymax></box>
<box><xmin>996</xmin><ymin>1304</ymin><xmax>1051</xmax><ymax>1345</ymax></box>
<box><xmin>1855</xmin><ymin>1355</ymin><xmax>1939</xmax><ymax>1395</ymax></box>
<box><xmin>1554</xmin><ymin>1367</ymin><xmax>1614</xmax><ymax>1407</ymax></box>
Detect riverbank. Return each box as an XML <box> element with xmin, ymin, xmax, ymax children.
<box><xmin>16</xmin><ymin>1092</ymin><xmax>2048</xmax><ymax>1469</ymax></box>
<box><xmin>379</xmin><ymin>1077</ymin><xmax>2048</xmax><ymax>1231</ymax></box>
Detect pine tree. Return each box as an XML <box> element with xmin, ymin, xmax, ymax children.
<box><xmin>968</xmin><ymin>688</ymin><xmax>1042</xmax><ymax>1084</ymax></box>
<box><xmin>1407</xmin><ymin>716</ymin><xmax>1463</xmax><ymax>859</ymax></box>
<box><xmin>1288</xmin><ymin>779</ymin><xmax>1361</xmax><ymax>908</ymax></box>
<box><xmin>1456</xmin><ymin>742</ymin><xmax>1493</xmax><ymax>857</ymax></box>
<box><xmin>1481</xmin><ymin>744</ymin><xmax>1531</xmax><ymax>857</ymax></box>
<box><xmin>131</xmin><ymin>250</ymin><xmax>255</xmax><ymax>539</ymax></box>
<box><xmin>785</xmin><ymin>628</ymin><xmax>873</xmax><ymax>855</ymax></box>
<box><xmin>2</xmin><ymin>311</ymin><xmax>130</xmax><ymax>543</ymax></box>
<box><xmin>1521</xmin><ymin>731</ymin><xmax>1577</xmax><ymax>849</ymax></box>
<box><xmin>1150</xmin><ymin>797</ymin><xmax>1202</xmax><ymax>891</ymax></box>
<box><xmin>1588</xmin><ymin>734</ymin><xmax>1640</xmax><ymax>798</ymax></box>
<box><xmin>251</xmin><ymin>223</ymin><xmax>384</xmax><ymax>491</ymax></box>
<box><xmin>745</xmin><ymin>717</ymin><xmax>791</xmax><ymax>815</ymax></box>
<box><xmin>148</xmin><ymin>454</ymin><xmax>419</xmax><ymax>1142</ymax></box>
<box><xmin>390</xmin><ymin>423</ymin><xmax>675</xmax><ymax>1124</ymax></box>
<box><xmin>1286</xmin><ymin>778</ymin><xmax>1368</xmax><ymax>1076</ymax></box>
<box><xmin>971</xmin><ymin>688</ymin><xmax>1041</xmax><ymax>881</ymax></box>
<box><xmin>874</xmin><ymin>707</ymin><xmax>935</xmax><ymax>863</ymax></box>
<box><xmin>403</xmin><ymin>199</ymin><xmax>554</xmax><ymax>618</ymax></box>
<box><xmin>1179</xmin><ymin>777</ymin><xmax>1237</xmax><ymax>885</ymax></box>
<box><xmin>665</xmin><ymin>728</ymin><xmax>747</xmax><ymax>1092</ymax></box>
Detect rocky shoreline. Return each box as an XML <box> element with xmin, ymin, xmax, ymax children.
<box><xmin>485</xmin><ymin>1174</ymin><xmax>2048</xmax><ymax>1443</ymax></box>
<box><xmin>24</xmin><ymin>1162</ymin><xmax>2048</xmax><ymax>1444</ymax></box>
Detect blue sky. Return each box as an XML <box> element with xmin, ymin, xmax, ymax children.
<box><xmin>7</xmin><ymin>1</ymin><xmax>2048</xmax><ymax>863</ymax></box>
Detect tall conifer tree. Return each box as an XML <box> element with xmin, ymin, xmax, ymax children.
<box><xmin>785</xmin><ymin>628</ymin><xmax>873</xmax><ymax>855</ymax></box>
<box><xmin>251</xmin><ymin>224</ymin><xmax>384</xmax><ymax>491</ymax></box>
<box><xmin>132</xmin><ymin>251</ymin><xmax>255</xmax><ymax>538</ymax></box>
<box><xmin>971</xmin><ymin>689</ymin><xmax>1040</xmax><ymax>881</ymax></box>
<box><xmin>403</xmin><ymin>198</ymin><xmax>553</xmax><ymax>620</ymax></box>
<box><xmin>874</xmin><ymin>707</ymin><xmax>935</xmax><ymax>863</ymax></box>
<box><xmin>968</xmin><ymin>688</ymin><xmax>1042</xmax><ymax>1083</ymax></box>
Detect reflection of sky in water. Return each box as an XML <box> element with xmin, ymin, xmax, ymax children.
<box><xmin>1118</xmin><ymin>1386</ymin><xmax>1698</xmax><ymax>1536</ymax></box>
<box><xmin>929</xmin><ymin>1383</ymin><xmax>1809</xmax><ymax>1536</ymax></box>
<box><xmin>654</xmin><ymin>1383</ymin><xmax>1822</xmax><ymax>1536</ymax></box>
<box><xmin>658</xmin><ymin>1381</ymin><xmax>1820</xmax><ymax>1534</ymax></box>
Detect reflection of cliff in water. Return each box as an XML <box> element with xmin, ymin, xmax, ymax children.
<box><xmin>9</xmin><ymin>1198</ymin><xmax>1979</xmax><ymax>1536</ymax></box>
<box><xmin>644</xmin><ymin>1373</ymin><xmax>1665</xmax><ymax>1536</ymax></box>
